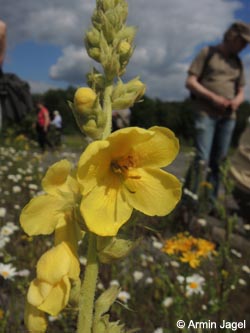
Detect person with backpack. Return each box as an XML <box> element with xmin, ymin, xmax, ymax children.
<box><xmin>36</xmin><ymin>103</ymin><xmax>53</xmax><ymax>152</ymax></box>
<box><xmin>185</xmin><ymin>21</ymin><xmax>250</xmax><ymax>212</ymax></box>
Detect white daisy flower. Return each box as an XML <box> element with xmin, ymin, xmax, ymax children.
<box><xmin>231</xmin><ymin>249</ymin><xmax>242</xmax><ymax>258</ymax></box>
<box><xmin>162</xmin><ymin>297</ymin><xmax>173</xmax><ymax>308</ymax></box>
<box><xmin>0</xmin><ymin>263</ymin><xmax>17</xmax><ymax>280</ymax></box>
<box><xmin>145</xmin><ymin>277</ymin><xmax>153</xmax><ymax>284</ymax></box>
<box><xmin>238</xmin><ymin>279</ymin><xmax>247</xmax><ymax>286</ymax></box>
<box><xmin>117</xmin><ymin>291</ymin><xmax>131</xmax><ymax>303</ymax></box>
<box><xmin>110</xmin><ymin>280</ymin><xmax>120</xmax><ymax>287</ymax></box>
<box><xmin>186</xmin><ymin>274</ymin><xmax>205</xmax><ymax>296</ymax></box>
<box><xmin>197</xmin><ymin>218</ymin><xmax>207</xmax><ymax>227</ymax></box>
<box><xmin>17</xmin><ymin>269</ymin><xmax>30</xmax><ymax>277</ymax></box>
<box><xmin>242</xmin><ymin>265</ymin><xmax>250</xmax><ymax>274</ymax></box>
<box><xmin>133</xmin><ymin>271</ymin><xmax>143</xmax><ymax>282</ymax></box>
<box><xmin>0</xmin><ymin>207</ymin><xmax>6</xmax><ymax>218</ymax></box>
<box><xmin>12</xmin><ymin>186</ymin><xmax>22</xmax><ymax>193</ymax></box>
<box><xmin>153</xmin><ymin>328</ymin><xmax>164</xmax><ymax>333</ymax></box>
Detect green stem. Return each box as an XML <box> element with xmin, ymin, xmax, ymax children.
<box><xmin>77</xmin><ymin>233</ymin><xmax>98</xmax><ymax>333</ymax></box>
<box><xmin>102</xmin><ymin>83</ymin><xmax>113</xmax><ymax>139</ymax></box>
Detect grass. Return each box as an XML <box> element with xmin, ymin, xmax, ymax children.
<box><xmin>0</xmin><ymin>136</ymin><xmax>250</xmax><ymax>333</ymax></box>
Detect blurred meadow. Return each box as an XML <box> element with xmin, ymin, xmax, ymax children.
<box><xmin>0</xmin><ymin>122</ymin><xmax>250</xmax><ymax>332</ymax></box>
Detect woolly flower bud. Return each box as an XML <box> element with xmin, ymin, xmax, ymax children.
<box><xmin>111</xmin><ymin>78</ymin><xmax>146</xmax><ymax>110</ymax></box>
<box><xmin>126</xmin><ymin>78</ymin><xmax>146</xmax><ymax>98</ymax></box>
<box><xmin>85</xmin><ymin>28</ymin><xmax>100</xmax><ymax>47</ymax></box>
<box><xmin>74</xmin><ymin>87</ymin><xmax>97</xmax><ymax>115</ymax></box>
<box><xmin>87</xmin><ymin>47</ymin><xmax>101</xmax><ymax>62</ymax></box>
<box><xmin>118</xmin><ymin>41</ymin><xmax>131</xmax><ymax>56</ymax></box>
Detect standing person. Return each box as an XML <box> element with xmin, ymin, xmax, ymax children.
<box><xmin>230</xmin><ymin>118</ymin><xmax>250</xmax><ymax>221</ymax></box>
<box><xmin>51</xmin><ymin>110</ymin><xmax>62</xmax><ymax>146</ymax></box>
<box><xmin>36</xmin><ymin>103</ymin><xmax>53</xmax><ymax>152</ymax></box>
<box><xmin>185</xmin><ymin>21</ymin><xmax>250</xmax><ymax>210</ymax></box>
<box><xmin>112</xmin><ymin>108</ymin><xmax>131</xmax><ymax>131</ymax></box>
<box><xmin>0</xmin><ymin>20</ymin><xmax>6</xmax><ymax>74</ymax></box>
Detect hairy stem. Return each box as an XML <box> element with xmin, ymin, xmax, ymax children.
<box><xmin>77</xmin><ymin>233</ymin><xmax>98</xmax><ymax>333</ymax></box>
<box><xmin>102</xmin><ymin>83</ymin><xmax>113</xmax><ymax>139</ymax></box>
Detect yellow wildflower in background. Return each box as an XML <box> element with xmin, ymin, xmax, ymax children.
<box><xmin>77</xmin><ymin>126</ymin><xmax>181</xmax><ymax>236</ymax></box>
<box><xmin>162</xmin><ymin>232</ymin><xmax>215</xmax><ymax>268</ymax></box>
<box><xmin>0</xmin><ymin>308</ymin><xmax>4</xmax><ymax>320</ymax></box>
<box><xmin>180</xmin><ymin>251</ymin><xmax>201</xmax><ymax>269</ymax></box>
<box><xmin>20</xmin><ymin>159</ymin><xmax>82</xmax><ymax>248</ymax></box>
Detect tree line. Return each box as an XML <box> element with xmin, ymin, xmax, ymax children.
<box><xmin>6</xmin><ymin>86</ymin><xmax>250</xmax><ymax>147</ymax></box>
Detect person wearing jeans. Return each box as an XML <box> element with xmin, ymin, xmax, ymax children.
<box><xmin>185</xmin><ymin>21</ymin><xmax>250</xmax><ymax>206</ymax></box>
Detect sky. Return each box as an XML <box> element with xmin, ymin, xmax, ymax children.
<box><xmin>1</xmin><ymin>0</ymin><xmax>250</xmax><ymax>101</ymax></box>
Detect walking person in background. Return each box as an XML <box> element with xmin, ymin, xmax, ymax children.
<box><xmin>51</xmin><ymin>110</ymin><xmax>62</xmax><ymax>146</ymax></box>
<box><xmin>36</xmin><ymin>103</ymin><xmax>53</xmax><ymax>152</ymax></box>
<box><xmin>185</xmin><ymin>21</ymin><xmax>250</xmax><ymax>212</ymax></box>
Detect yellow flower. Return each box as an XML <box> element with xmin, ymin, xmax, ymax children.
<box><xmin>27</xmin><ymin>242</ymin><xmax>80</xmax><ymax>316</ymax></box>
<box><xmin>196</xmin><ymin>239</ymin><xmax>215</xmax><ymax>257</ymax></box>
<box><xmin>162</xmin><ymin>233</ymin><xmax>215</xmax><ymax>268</ymax></box>
<box><xmin>20</xmin><ymin>160</ymin><xmax>81</xmax><ymax>249</ymax></box>
<box><xmin>74</xmin><ymin>87</ymin><xmax>97</xmax><ymax>114</ymax></box>
<box><xmin>180</xmin><ymin>252</ymin><xmax>200</xmax><ymax>269</ymax></box>
<box><xmin>200</xmin><ymin>181</ymin><xmax>213</xmax><ymax>189</ymax></box>
<box><xmin>77</xmin><ymin>126</ymin><xmax>181</xmax><ymax>236</ymax></box>
<box><xmin>24</xmin><ymin>302</ymin><xmax>47</xmax><ymax>333</ymax></box>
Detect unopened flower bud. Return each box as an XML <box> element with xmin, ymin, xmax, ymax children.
<box><xmin>87</xmin><ymin>47</ymin><xmax>101</xmax><ymax>62</ymax></box>
<box><xmin>74</xmin><ymin>87</ymin><xmax>97</xmax><ymax>115</ymax></box>
<box><xmin>85</xmin><ymin>28</ymin><xmax>100</xmax><ymax>47</ymax></box>
<box><xmin>118</xmin><ymin>41</ymin><xmax>131</xmax><ymax>56</ymax></box>
<box><xmin>111</xmin><ymin>78</ymin><xmax>146</xmax><ymax>110</ymax></box>
<box><xmin>87</xmin><ymin>69</ymin><xmax>105</xmax><ymax>92</ymax></box>
<box><xmin>126</xmin><ymin>78</ymin><xmax>146</xmax><ymax>101</ymax></box>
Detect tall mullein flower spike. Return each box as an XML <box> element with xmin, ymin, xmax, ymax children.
<box><xmin>70</xmin><ymin>0</ymin><xmax>143</xmax><ymax>140</ymax></box>
<box><xmin>85</xmin><ymin>0</ymin><xmax>136</xmax><ymax>79</ymax></box>
<box><xmin>20</xmin><ymin>1</ymin><xmax>182</xmax><ymax>332</ymax></box>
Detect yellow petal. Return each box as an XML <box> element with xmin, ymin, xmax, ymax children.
<box><xmin>63</xmin><ymin>242</ymin><xmax>80</xmax><ymax>280</ymax></box>
<box><xmin>135</xmin><ymin>126</ymin><xmax>179</xmax><ymax>168</ymax></box>
<box><xmin>20</xmin><ymin>195</ymin><xmax>64</xmax><ymax>236</ymax></box>
<box><xmin>107</xmin><ymin>127</ymin><xmax>153</xmax><ymax>158</ymax></box>
<box><xmin>27</xmin><ymin>279</ymin><xmax>52</xmax><ymax>307</ymax></box>
<box><xmin>55</xmin><ymin>213</ymin><xmax>83</xmax><ymax>252</ymax></box>
<box><xmin>77</xmin><ymin>140</ymin><xmax>110</xmax><ymax>195</ymax></box>
<box><xmin>38</xmin><ymin>276</ymin><xmax>70</xmax><ymax>316</ymax></box>
<box><xmin>123</xmin><ymin>168</ymin><xmax>181</xmax><ymax>216</ymax></box>
<box><xmin>42</xmin><ymin>159</ymin><xmax>77</xmax><ymax>195</ymax></box>
<box><xmin>36</xmin><ymin>243</ymin><xmax>71</xmax><ymax>284</ymax></box>
<box><xmin>24</xmin><ymin>301</ymin><xmax>47</xmax><ymax>333</ymax></box>
<box><xmin>80</xmin><ymin>174</ymin><xmax>132</xmax><ymax>236</ymax></box>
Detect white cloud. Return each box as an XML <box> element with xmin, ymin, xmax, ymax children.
<box><xmin>49</xmin><ymin>45</ymin><xmax>92</xmax><ymax>84</ymax></box>
<box><xmin>28</xmin><ymin>80</ymin><xmax>60</xmax><ymax>94</ymax></box>
<box><xmin>3</xmin><ymin>0</ymin><xmax>250</xmax><ymax>100</ymax></box>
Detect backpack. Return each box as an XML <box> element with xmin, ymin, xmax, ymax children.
<box><xmin>0</xmin><ymin>72</ymin><xmax>33</xmax><ymax>123</ymax></box>
<box><xmin>190</xmin><ymin>46</ymin><xmax>215</xmax><ymax>100</ymax></box>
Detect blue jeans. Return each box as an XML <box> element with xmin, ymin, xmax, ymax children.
<box><xmin>191</xmin><ymin>112</ymin><xmax>236</xmax><ymax>199</ymax></box>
